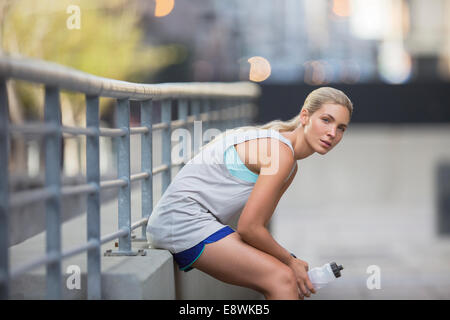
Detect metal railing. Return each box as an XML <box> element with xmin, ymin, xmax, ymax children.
<box><xmin>0</xmin><ymin>56</ymin><xmax>260</xmax><ymax>299</ymax></box>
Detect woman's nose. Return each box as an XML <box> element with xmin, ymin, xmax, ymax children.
<box><xmin>327</xmin><ymin>127</ymin><xmax>336</xmax><ymax>138</ymax></box>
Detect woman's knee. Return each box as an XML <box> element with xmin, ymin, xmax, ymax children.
<box><xmin>261</xmin><ymin>264</ymin><xmax>297</xmax><ymax>296</ymax></box>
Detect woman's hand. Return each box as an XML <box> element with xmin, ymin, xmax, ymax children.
<box><xmin>288</xmin><ymin>257</ymin><xmax>316</xmax><ymax>299</ymax></box>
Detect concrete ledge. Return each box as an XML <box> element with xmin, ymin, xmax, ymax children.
<box><xmin>101</xmin><ymin>249</ymin><xmax>175</xmax><ymax>300</ymax></box>
<box><xmin>10</xmin><ymin>247</ymin><xmax>175</xmax><ymax>299</ymax></box>
<box><xmin>8</xmin><ymin>174</ymin><xmax>124</xmax><ymax>247</ymax></box>
<box><xmin>10</xmin><ymin>244</ymin><xmax>262</xmax><ymax>300</ymax></box>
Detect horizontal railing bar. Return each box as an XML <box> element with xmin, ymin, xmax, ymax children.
<box><xmin>61</xmin><ymin>239</ymin><xmax>99</xmax><ymax>261</ymax></box>
<box><xmin>151</xmin><ymin>123</ymin><xmax>169</xmax><ymax>131</ymax></box>
<box><xmin>100</xmin><ymin>228</ymin><xmax>128</xmax><ymax>245</ymax></box>
<box><xmin>171</xmin><ymin>119</ymin><xmax>187</xmax><ymax>129</ymax></box>
<box><xmin>62</xmin><ymin>126</ymin><xmax>97</xmax><ymax>137</ymax></box>
<box><xmin>9</xmin><ymin>111</ymin><xmax>245</xmax><ymax>139</ymax></box>
<box><xmin>185</xmin><ymin>115</ymin><xmax>197</xmax><ymax>124</ymax></box>
<box><xmin>0</xmin><ymin>56</ymin><xmax>260</xmax><ymax>100</ymax></box>
<box><xmin>9</xmin><ymin>226</ymin><xmax>144</xmax><ymax>279</ymax></box>
<box><xmin>207</xmin><ymin>110</ymin><xmax>220</xmax><ymax>122</ymax></box>
<box><xmin>198</xmin><ymin>112</ymin><xmax>208</xmax><ymax>122</ymax></box>
<box><xmin>171</xmin><ymin>116</ymin><xmax>208</xmax><ymax>129</ymax></box>
<box><xmin>10</xmin><ymin>228</ymin><xmax>132</xmax><ymax>279</ymax></box>
<box><xmin>10</xmin><ymin>239</ymin><xmax>99</xmax><ymax>280</ymax></box>
<box><xmin>130</xmin><ymin>172</ymin><xmax>149</xmax><ymax>182</ymax></box>
<box><xmin>98</xmin><ymin>128</ymin><xmax>127</xmax><ymax>137</ymax></box>
<box><xmin>10</xmin><ymin>227</ymin><xmax>133</xmax><ymax>279</ymax></box>
<box><xmin>61</xmin><ymin>183</ymin><xmax>97</xmax><ymax>197</ymax></box>
<box><xmin>10</xmin><ymin>251</ymin><xmax>59</xmax><ymax>280</ymax></box>
<box><xmin>130</xmin><ymin>217</ymin><xmax>148</xmax><ymax>231</ymax></box>
<box><xmin>99</xmin><ymin>178</ymin><xmax>128</xmax><ymax>190</ymax></box>
<box><xmin>9</xmin><ymin>187</ymin><xmax>57</xmax><ymax>208</ymax></box>
<box><xmin>130</xmin><ymin>127</ymin><xmax>149</xmax><ymax>135</ymax></box>
<box><xmin>152</xmin><ymin>164</ymin><xmax>169</xmax><ymax>175</ymax></box>
<box><xmin>9</xmin><ymin>123</ymin><xmax>58</xmax><ymax>136</ymax></box>
<box><xmin>10</xmin><ymin>170</ymin><xmax>163</xmax><ymax>208</ymax></box>
<box><xmin>171</xmin><ymin>161</ymin><xmax>185</xmax><ymax>168</ymax></box>
<box><xmin>10</xmin><ymin>161</ymin><xmax>192</xmax><ymax>207</ymax></box>
<box><xmin>9</xmin><ymin>124</ymin><xmax>126</xmax><ymax>138</ymax></box>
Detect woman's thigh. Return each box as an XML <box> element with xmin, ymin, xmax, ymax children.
<box><xmin>191</xmin><ymin>232</ymin><xmax>293</xmax><ymax>296</ymax></box>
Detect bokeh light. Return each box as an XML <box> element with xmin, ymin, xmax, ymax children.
<box><xmin>154</xmin><ymin>0</ymin><xmax>175</xmax><ymax>17</ymax></box>
<box><xmin>303</xmin><ymin>60</ymin><xmax>334</xmax><ymax>85</ymax></box>
<box><xmin>378</xmin><ymin>41</ymin><xmax>412</xmax><ymax>84</ymax></box>
<box><xmin>332</xmin><ymin>0</ymin><xmax>352</xmax><ymax>17</ymax></box>
<box><xmin>340</xmin><ymin>59</ymin><xmax>361</xmax><ymax>84</ymax></box>
<box><xmin>247</xmin><ymin>56</ymin><xmax>271</xmax><ymax>82</ymax></box>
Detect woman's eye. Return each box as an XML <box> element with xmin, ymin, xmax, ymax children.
<box><xmin>322</xmin><ymin>118</ymin><xmax>329</xmax><ymax>123</ymax></box>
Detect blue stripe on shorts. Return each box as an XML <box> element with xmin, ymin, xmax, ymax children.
<box><xmin>173</xmin><ymin>226</ymin><xmax>235</xmax><ymax>272</ymax></box>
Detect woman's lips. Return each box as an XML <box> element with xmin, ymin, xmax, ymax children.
<box><xmin>320</xmin><ymin>139</ymin><xmax>331</xmax><ymax>148</ymax></box>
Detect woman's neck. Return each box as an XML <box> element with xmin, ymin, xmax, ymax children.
<box><xmin>280</xmin><ymin>126</ymin><xmax>315</xmax><ymax>160</ymax></box>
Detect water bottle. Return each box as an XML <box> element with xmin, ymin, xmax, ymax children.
<box><xmin>307</xmin><ymin>262</ymin><xmax>344</xmax><ymax>290</ymax></box>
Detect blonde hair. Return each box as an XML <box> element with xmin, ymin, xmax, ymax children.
<box><xmin>197</xmin><ymin>86</ymin><xmax>353</xmax><ymax>154</ymax></box>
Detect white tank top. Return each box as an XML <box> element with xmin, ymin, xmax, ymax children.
<box><xmin>146</xmin><ymin>129</ymin><xmax>297</xmax><ymax>253</ymax></box>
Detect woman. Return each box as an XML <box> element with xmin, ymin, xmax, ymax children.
<box><xmin>147</xmin><ymin>86</ymin><xmax>353</xmax><ymax>300</ymax></box>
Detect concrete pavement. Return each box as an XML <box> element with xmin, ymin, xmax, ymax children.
<box><xmin>271</xmin><ymin>124</ymin><xmax>450</xmax><ymax>299</ymax></box>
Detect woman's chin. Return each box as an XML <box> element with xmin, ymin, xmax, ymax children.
<box><xmin>316</xmin><ymin>146</ymin><xmax>330</xmax><ymax>155</ymax></box>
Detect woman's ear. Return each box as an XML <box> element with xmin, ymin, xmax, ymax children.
<box><xmin>300</xmin><ymin>109</ymin><xmax>309</xmax><ymax>126</ymax></box>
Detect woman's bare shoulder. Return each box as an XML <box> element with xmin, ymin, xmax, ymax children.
<box><xmin>258</xmin><ymin>137</ymin><xmax>295</xmax><ymax>177</ymax></box>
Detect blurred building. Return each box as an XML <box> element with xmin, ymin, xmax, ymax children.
<box><xmin>138</xmin><ymin>0</ymin><xmax>450</xmax><ymax>84</ymax></box>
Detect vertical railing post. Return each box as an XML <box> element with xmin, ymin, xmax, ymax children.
<box><xmin>203</xmin><ymin>99</ymin><xmax>221</xmax><ymax>146</ymax></box>
<box><xmin>226</xmin><ymin>99</ymin><xmax>233</xmax><ymax>132</ymax></box>
<box><xmin>248</xmin><ymin>99</ymin><xmax>254</xmax><ymax>126</ymax></box>
<box><xmin>237</xmin><ymin>99</ymin><xmax>244</xmax><ymax>128</ymax></box>
<box><xmin>113</xmin><ymin>98</ymin><xmax>137</xmax><ymax>255</ymax></box>
<box><xmin>219</xmin><ymin>99</ymin><xmax>227</xmax><ymax>132</ymax></box>
<box><xmin>44</xmin><ymin>86</ymin><xmax>62</xmax><ymax>299</ymax></box>
<box><xmin>105</xmin><ymin>98</ymin><xmax>144</xmax><ymax>257</ymax></box>
<box><xmin>177</xmin><ymin>99</ymin><xmax>189</xmax><ymax>166</ymax></box>
<box><xmin>214</xmin><ymin>99</ymin><xmax>223</xmax><ymax>135</ymax></box>
<box><xmin>230</xmin><ymin>99</ymin><xmax>238</xmax><ymax>129</ymax></box>
<box><xmin>191</xmin><ymin>100</ymin><xmax>201</xmax><ymax>156</ymax></box>
<box><xmin>161</xmin><ymin>99</ymin><xmax>172</xmax><ymax>193</ymax></box>
<box><xmin>139</xmin><ymin>99</ymin><xmax>153</xmax><ymax>241</ymax></box>
<box><xmin>202</xmin><ymin>99</ymin><xmax>210</xmax><ymax>139</ymax></box>
<box><xmin>230</xmin><ymin>99</ymin><xmax>238</xmax><ymax>130</ymax></box>
<box><xmin>0</xmin><ymin>80</ymin><xmax>9</xmax><ymax>299</ymax></box>
<box><xmin>86</xmin><ymin>95</ymin><xmax>101</xmax><ymax>299</ymax></box>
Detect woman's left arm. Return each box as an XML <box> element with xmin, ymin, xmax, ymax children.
<box><xmin>237</xmin><ymin>144</ymin><xmax>314</xmax><ymax>296</ymax></box>
<box><xmin>237</xmin><ymin>143</ymin><xmax>298</xmax><ymax>265</ymax></box>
